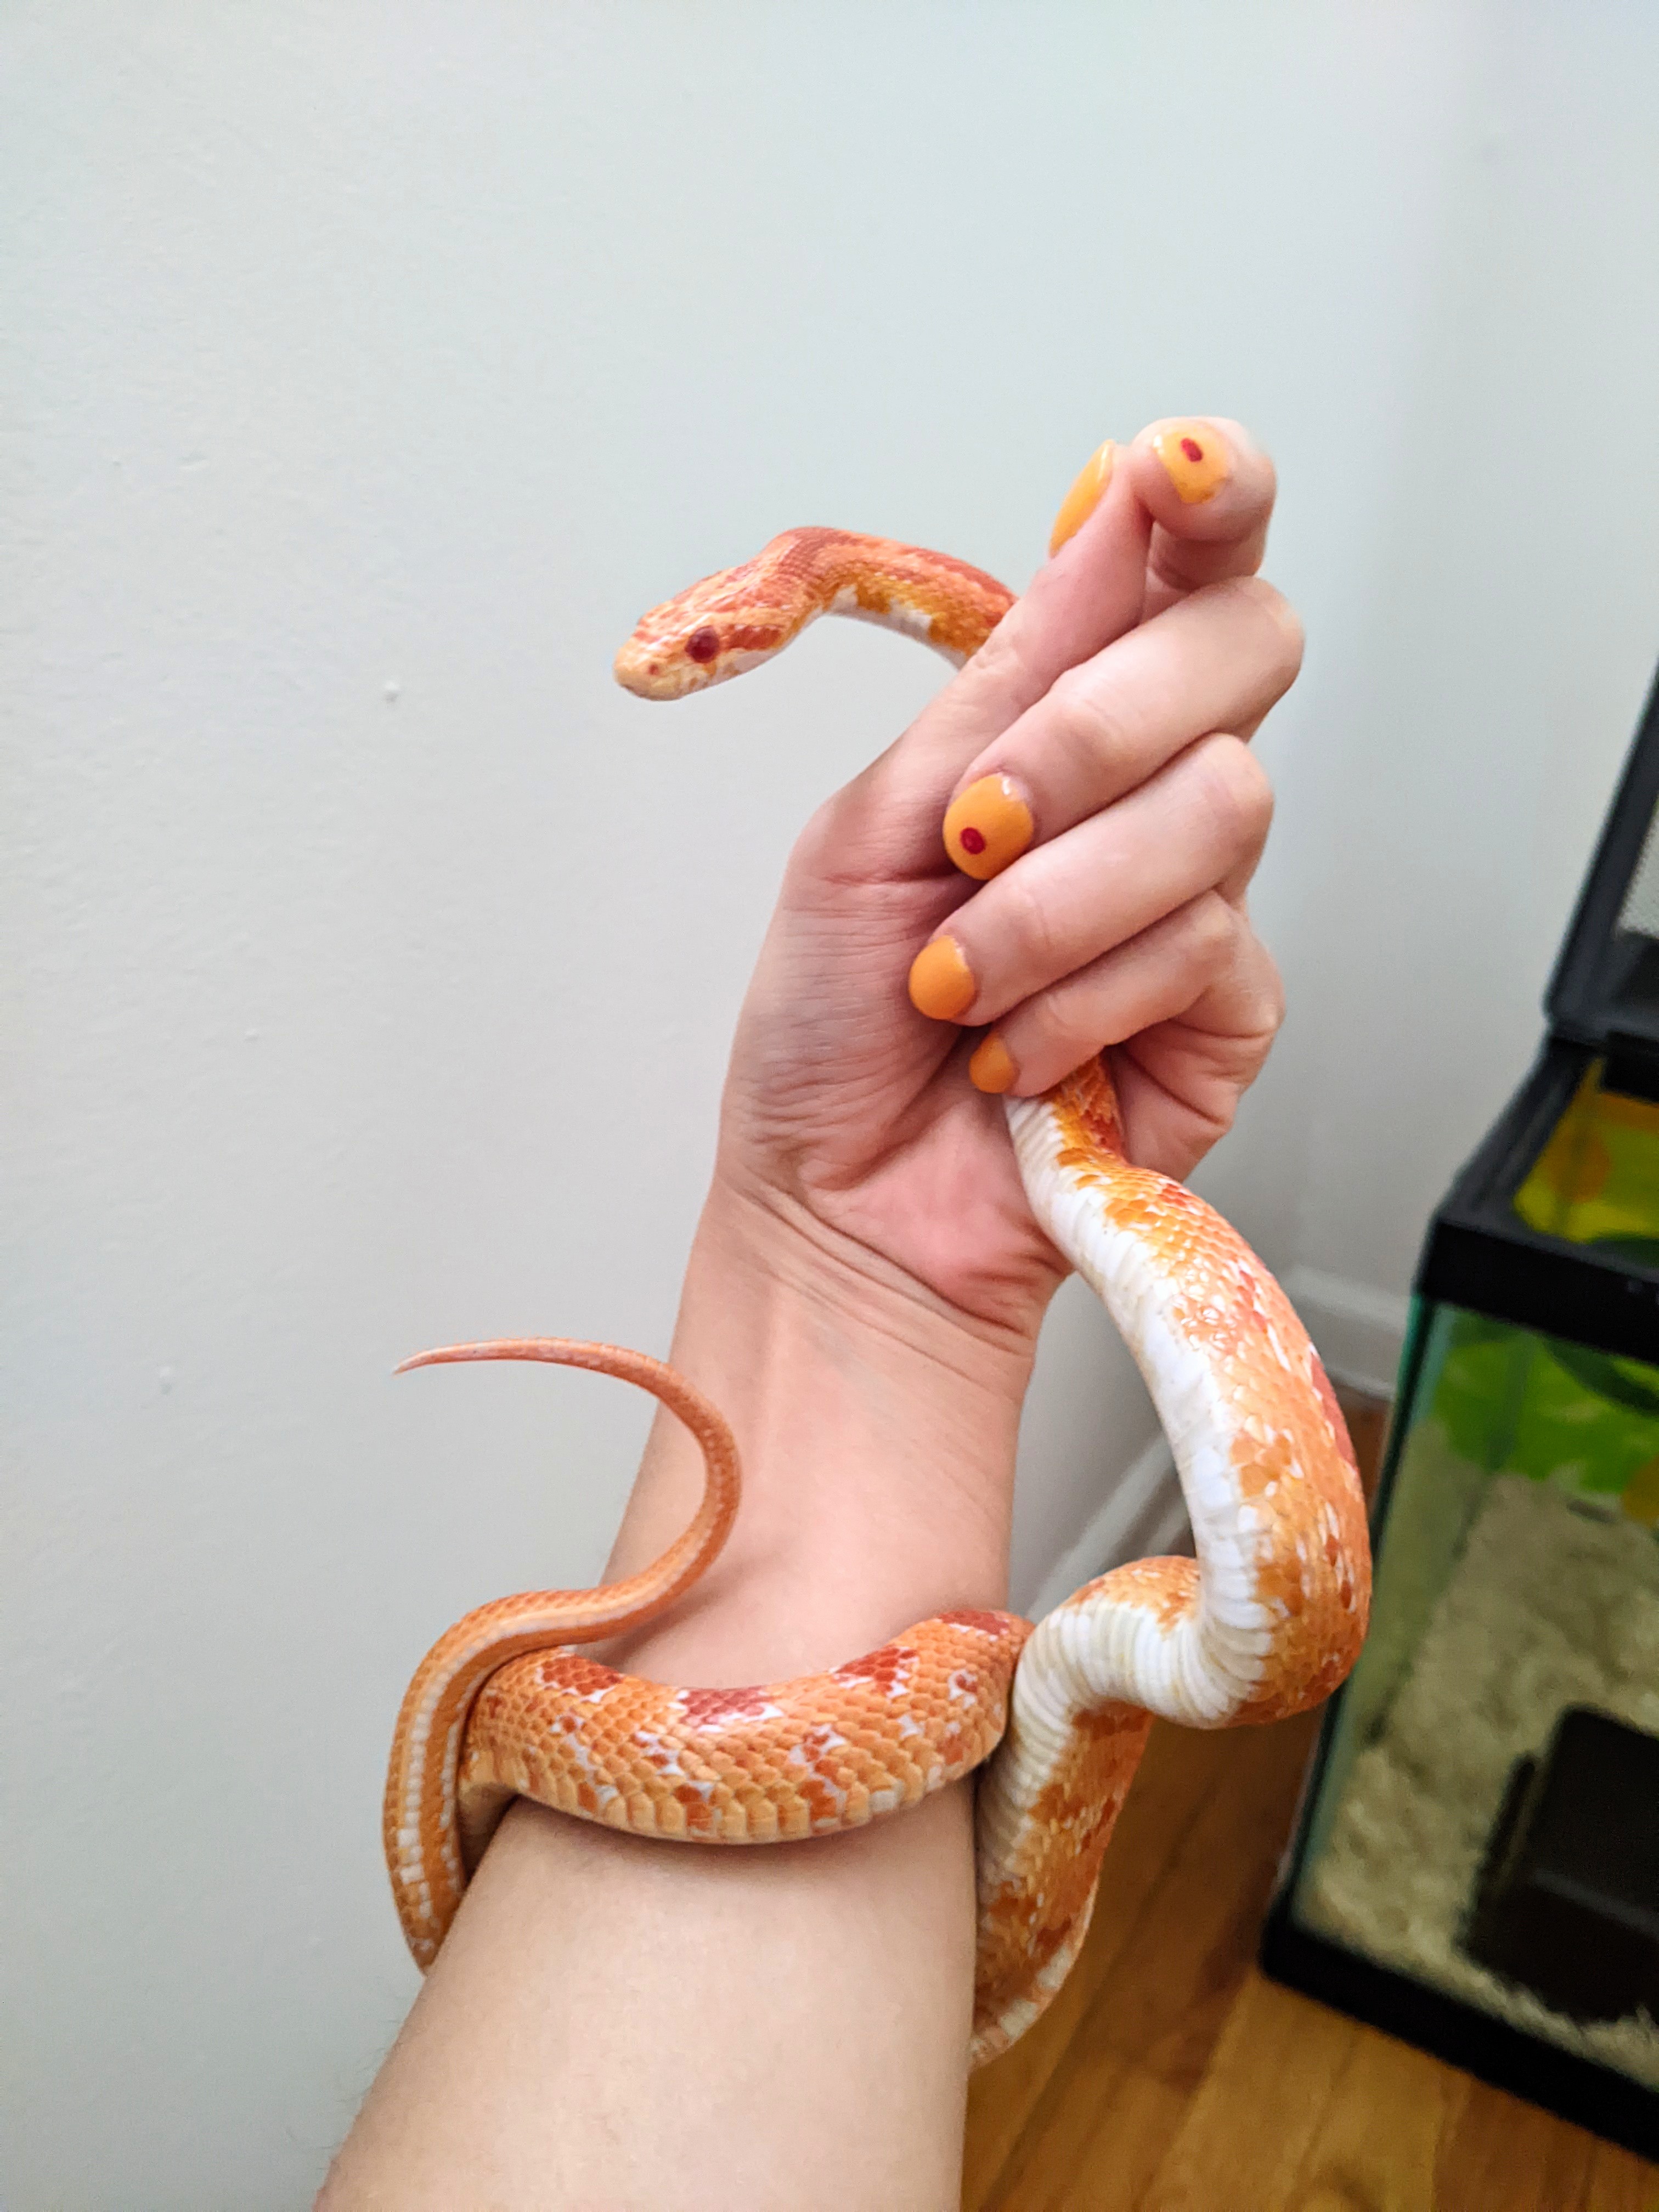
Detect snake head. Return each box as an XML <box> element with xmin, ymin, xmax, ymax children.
<box><xmin>611</xmin><ymin>526</ymin><xmax>1002</xmax><ymax>700</ymax></box>
<box><xmin>613</xmin><ymin>532</ymin><xmax>836</xmax><ymax>699</ymax></box>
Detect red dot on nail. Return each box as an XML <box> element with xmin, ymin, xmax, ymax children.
<box><xmin>1180</xmin><ymin>436</ymin><xmax>1204</xmax><ymax>464</ymax></box>
<box><xmin>685</xmin><ymin>625</ymin><xmax>720</xmax><ymax>664</ymax></box>
<box><xmin>958</xmin><ymin>825</ymin><xmax>987</xmax><ymax>855</ymax></box>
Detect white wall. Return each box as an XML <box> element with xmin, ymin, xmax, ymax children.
<box><xmin>6</xmin><ymin>5</ymin><xmax>1659</xmax><ymax>2204</ymax></box>
<box><xmin>1214</xmin><ymin>2</ymin><xmax>1659</xmax><ymax>1390</ymax></box>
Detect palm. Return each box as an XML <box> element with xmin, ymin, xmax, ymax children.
<box><xmin>718</xmin><ymin>798</ymin><xmax>1071</xmax><ymax>1336</ymax></box>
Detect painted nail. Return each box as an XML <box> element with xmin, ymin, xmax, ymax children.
<box><xmin>969</xmin><ymin>1031</ymin><xmax>1018</xmax><ymax>1094</ymax></box>
<box><xmin>1048</xmin><ymin>439</ymin><xmax>1116</xmax><ymax>555</ymax></box>
<box><xmin>908</xmin><ymin>934</ymin><xmax>977</xmax><ymax>1021</ymax></box>
<box><xmin>943</xmin><ymin>775</ymin><xmax>1034</xmax><ymax>882</ymax></box>
<box><xmin>1150</xmin><ymin>420</ymin><xmax>1233</xmax><ymax>505</ymax></box>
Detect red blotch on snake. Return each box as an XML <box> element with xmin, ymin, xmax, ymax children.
<box><xmin>677</xmin><ymin>1685</ymin><xmax>777</xmax><ymax>1727</ymax></box>
<box><xmin>832</xmin><ymin>1643</ymin><xmax>910</xmax><ymax>1696</ymax></box>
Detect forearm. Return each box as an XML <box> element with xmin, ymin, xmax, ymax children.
<box><xmin>319</xmin><ymin>1188</ymin><xmax>1032</xmax><ymax>2212</ymax></box>
<box><xmin>604</xmin><ymin>1178</ymin><xmax>1030</xmax><ymax>1674</ymax></box>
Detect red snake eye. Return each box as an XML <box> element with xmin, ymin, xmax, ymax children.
<box><xmin>685</xmin><ymin>625</ymin><xmax>720</xmax><ymax>664</ymax></box>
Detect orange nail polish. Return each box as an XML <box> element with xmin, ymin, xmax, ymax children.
<box><xmin>1048</xmin><ymin>440</ymin><xmax>1116</xmax><ymax>554</ymax></box>
<box><xmin>908</xmin><ymin>935</ymin><xmax>977</xmax><ymax>1021</ymax></box>
<box><xmin>943</xmin><ymin>775</ymin><xmax>1034</xmax><ymax>882</ymax></box>
<box><xmin>1150</xmin><ymin>420</ymin><xmax>1233</xmax><ymax>504</ymax></box>
<box><xmin>969</xmin><ymin>1031</ymin><xmax>1018</xmax><ymax>1094</ymax></box>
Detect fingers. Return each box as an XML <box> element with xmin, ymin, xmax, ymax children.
<box><xmin>938</xmin><ymin>573</ymin><xmax>1301</xmax><ymax>879</ymax></box>
<box><xmin>967</xmin><ymin>893</ymin><xmax>1243</xmax><ymax>1098</ymax></box>
<box><xmin>1122</xmin><ymin>417</ymin><xmax>1280</xmax><ymax>612</ymax></box>
<box><xmin>891</xmin><ymin>466</ymin><xmax>1152</xmax><ymax>804</ymax></box>
<box><xmin>970</xmin><ymin>898</ymin><xmax>1286</xmax><ymax>1182</ymax></box>
<box><xmin>878</xmin><ymin>418</ymin><xmax>1282</xmax><ymax>842</ymax></box>
<box><xmin>1109</xmin><ymin>931</ymin><xmax>1286</xmax><ymax>1180</ymax></box>
<box><xmin>929</xmin><ymin>411</ymin><xmax>1279</xmax><ymax>733</ymax></box>
<box><xmin>882</xmin><ymin>413</ymin><xmax>1291</xmax><ymax>1169</ymax></box>
<box><xmin>1049</xmin><ymin>417</ymin><xmax>1278</xmax><ymax>600</ymax></box>
<box><xmin>825</xmin><ymin>417</ymin><xmax>1283</xmax><ymax>892</ymax></box>
<box><xmin>907</xmin><ymin>733</ymin><xmax>1273</xmax><ymax>1057</ymax></box>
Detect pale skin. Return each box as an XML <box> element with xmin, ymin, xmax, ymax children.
<box><xmin>318</xmin><ymin>419</ymin><xmax>1302</xmax><ymax>2210</ymax></box>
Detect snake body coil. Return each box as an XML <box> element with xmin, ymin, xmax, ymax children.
<box><xmin>384</xmin><ymin>529</ymin><xmax>1370</xmax><ymax>2064</ymax></box>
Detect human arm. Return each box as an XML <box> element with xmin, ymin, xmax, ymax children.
<box><xmin>318</xmin><ymin>420</ymin><xmax>1301</xmax><ymax>2210</ymax></box>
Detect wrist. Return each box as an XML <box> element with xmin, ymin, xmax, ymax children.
<box><xmin>599</xmin><ymin>1177</ymin><xmax>1034</xmax><ymax>1683</ymax></box>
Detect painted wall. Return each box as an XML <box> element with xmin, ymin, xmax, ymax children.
<box><xmin>6</xmin><ymin>4</ymin><xmax>1658</xmax><ymax>2203</ymax></box>
<box><xmin>1220</xmin><ymin>3</ymin><xmax>1659</xmax><ymax>1391</ymax></box>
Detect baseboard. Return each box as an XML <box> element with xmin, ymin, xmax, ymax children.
<box><xmin>1283</xmin><ymin>1264</ymin><xmax>1410</xmax><ymax>1399</ymax></box>
<box><xmin>1026</xmin><ymin>1431</ymin><xmax>1182</xmax><ymax>1623</ymax></box>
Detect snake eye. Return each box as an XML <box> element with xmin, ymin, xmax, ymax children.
<box><xmin>685</xmin><ymin>625</ymin><xmax>720</xmax><ymax>664</ymax></box>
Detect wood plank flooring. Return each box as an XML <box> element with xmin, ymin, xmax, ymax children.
<box><xmin>962</xmin><ymin>1392</ymin><xmax>1658</xmax><ymax>2211</ymax></box>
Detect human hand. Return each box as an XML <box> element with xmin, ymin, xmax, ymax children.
<box><xmin>716</xmin><ymin>419</ymin><xmax>1302</xmax><ymax>1343</ymax></box>
<box><xmin>325</xmin><ymin>427</ymin><xmax>1307</xmax><ymax>2212</ymax></box>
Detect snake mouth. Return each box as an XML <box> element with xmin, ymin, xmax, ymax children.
<box><xmin>614</xmin><ymin>628</ymin><xmax>777</xmax><ymax>701</ymax></box>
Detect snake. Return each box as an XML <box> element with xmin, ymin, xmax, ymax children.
<box><xmin>383</xmin><ymin>524</ymin><xmax>1372</xmax><ymax>2066</ymax></box>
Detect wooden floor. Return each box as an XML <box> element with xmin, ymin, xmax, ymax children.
<box><xmin>963</xmin><ymin>1396</ymin><xmax>1659</xmax><ymax>2211</ymax></box>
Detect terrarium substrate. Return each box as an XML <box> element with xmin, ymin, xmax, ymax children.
<box><xmin>1302</xmin><ymin>1453</ymin><xmax>1659</xmax><ymax>2086</ymax></box>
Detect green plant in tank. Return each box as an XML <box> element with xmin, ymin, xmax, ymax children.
<box><xmin>1429</xmin><ymin>1307</ymin><xmax>1659</xmax><ymax>1501</ymax></box>
<box><xmin>1485</xmin><ymin>1064</ymin><xmax>1659</xmax><ymax>1511</ymax></box>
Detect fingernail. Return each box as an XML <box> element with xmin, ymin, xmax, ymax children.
<box><xmin>943</xmin><ymin>775</ymin><xmax>1034</xmax><ymax>882</ymax></box>
<box><xmin>1150</xmin><ymin>420</ymin><xmax>1233</xmax><ymax>505</ymax></box>
<box><xmin>1048</xmin><ymin>439</ymin><xmax>1116</xmax><ymax>554</ymax></box>
<box><xmin>969</xmin><ymin>1031</ymin><xmax>1018</xmax><ymax>1094</ymax></box>
<box><xmin>908</xmin><ymin>935</ymin><xmax>977</xmax><ymax>1021</ymax></box>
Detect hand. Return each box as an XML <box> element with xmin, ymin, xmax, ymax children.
<box><xmin>602</xmin><ymin>418</ymin><xmax>1301</xmax><ymax>1655</ymax></box>
<box><xmin>321</xmin><ymin>426</ymin><xmax>1305</xmax><ymax>2212</ymax></box>
<box><xmin>717</xmin><ymin>419</ymin><xmax>1302</xmax><ymax>1341</ymax></box>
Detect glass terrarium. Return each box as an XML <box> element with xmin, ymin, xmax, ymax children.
<box><xmin>1262</xmin><ymin>667</ymin><xmax>1659</xmax><ymax>2162</ymax></box>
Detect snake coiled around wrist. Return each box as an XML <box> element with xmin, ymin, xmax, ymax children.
<box><xmin>382</xmin><ymin>526</ymin><xmax>1370</xmax><ymax>2065</ymax></box>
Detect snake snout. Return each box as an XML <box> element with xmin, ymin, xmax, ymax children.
<box><xmin>613</xmin><ymin>623</ymin><xmax>725</xmax><ymax>701</ymax></box>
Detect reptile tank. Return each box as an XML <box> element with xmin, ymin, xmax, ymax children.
<box><xmin>1262</xmin><ymin>658</ymin><xmax>1659</xmax><ymax>2161</ymax></box>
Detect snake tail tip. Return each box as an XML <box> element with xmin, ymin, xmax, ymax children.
<box><xmin>394</xmin><ymin>1340</ymin><xmax>531</xmax><ymax>1375</ymax></box>
<box><xmin>393</xmin><ymin>1346</ymin><xmax>471</xmax><ymax>1375</ymax></box>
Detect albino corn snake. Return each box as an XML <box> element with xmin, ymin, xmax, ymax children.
<box><xmin>382</xmin><ymin>524</ymin><xmax>1371</xmax><ymax>2064</ymax></box>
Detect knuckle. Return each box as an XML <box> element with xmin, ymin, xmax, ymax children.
<box><xmin>1217</xmin><ymin>573</ymin><xmax>1305</xmax><ymax>679</ymax></box>
<box><xmin>1019</xmin><ymin>983</ymin><xmax>1075</xmax><ymax>1066</ymax></box>
<box><xmin>1236</xmin><ymin>939</ymin><xmax>1287</xmax><ymax>1045</ymax></box>
<box><xmin>970</xmin><ymin>612</ymin><xmax>1043</xmax><ymax>701</ymax></box>
<box><xmin>998</xmin><ymin>866</ymin><xmax>1064</xmax><ymax>977</ymax></box>
<box><xmin>1184</xmin><ymin>888</ymin><xmax>1240</xmax><ymax>963</ymax></box>
<box><xmin>1255</xmin><ymin>951</ymin><xmax>1288</xmax><ymax>1039</ymax></box>
<box><xmin>1046</xmin><ymin>667</ymin><xmax>1129</xmax><ymax>777</ymax></box>
<box><xmin>786</xmin><ymin>791</ymin><xmax>843</xmax><ymax>881</ymax></box>
<box><xmin>1193</xmin><ymin>735</ymin><xmax>1274</xmax><ymax>850</ymax></box>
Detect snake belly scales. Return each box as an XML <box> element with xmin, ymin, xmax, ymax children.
<box><xmin>382</xmin><ymin>525</ymin><xmax>1372</xmax><ymax>2065</ymax></box>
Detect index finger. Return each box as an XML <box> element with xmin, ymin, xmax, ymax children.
<box><xmin>891</xmin><ymin>450</ymin><xmax>1154</xmax><ymax>799</ymax></box>
<box><xmin>833</xmin><ymin>420</ymin><xmax>1274</xmax><ymax>884</ymax></box>
<box><xmin>912</xmin><ymin>417</ymin><xmax>1277</xmax><ymax>788</ymax></box>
